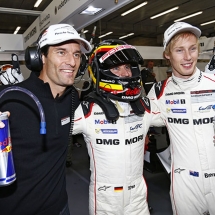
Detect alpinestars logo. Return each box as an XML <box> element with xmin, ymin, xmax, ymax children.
<box><xmin>156</xmin><ymin>82</ymin><xmax>162</xmax><ymax>91</ymax></box>
<box><xmin>142</xmin><ymin>97</ymin><xmax>149</xmax><ymax>106</ymax></box>
<box><xmin>174</xmin><ymin>168</ymin><xmax>185</xmax><ymax>174</ymax></box>
<box><xmin>98</xmin><ymin>186</ymin><xmax>111</xmax><ymax>191</ymax></box>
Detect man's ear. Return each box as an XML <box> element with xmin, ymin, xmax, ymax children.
<box><xmin>42</xmin><ymin>54</ymin><xmax>45</xmax><ymax>64</ymax></box>
<box><xmin>164</xmin><ymin>53</ymin><xmax>170</xmax><ymax>60</ymax></box>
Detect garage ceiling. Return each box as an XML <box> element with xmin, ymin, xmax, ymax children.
<box><xmin>0</xmin><ymin>0</ymin><xmax>52</xmax><ymax>34</ymax></box>
<box><xmin>0</xmin><ymin>0</ymin><xmax>215</xmax><ymax>47</ymax></box>
<box><xmin>83</xmin><ymin>0</ymin><xmax>215</xmax><ymax>46</ymax></box>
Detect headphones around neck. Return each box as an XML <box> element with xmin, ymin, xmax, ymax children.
<box><xmin>24</xmin><ymin>27</ymin><xmax>88</xmax><ymax>77</ymax></box>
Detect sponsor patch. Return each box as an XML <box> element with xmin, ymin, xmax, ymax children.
<box><xmin>189</xmin><ymin>170</ymin><xmax>199</xmax><ymax>177</ymax></box>
<box><xmin>191</xmin><ymin>90</ymin><xmax>215</xmax><ymax>103</ymax></box>
<box><xmin>61</xmin><ymin>116</ymin><xmax>70</xmax><ymax>125</ymax></box>
<box><xmin>99</xmin><ymin>45</ymin><xmax>136</xmax><ymax>63</ymax></box>
<box><xmin>166</xmin><ymin>99</ymin><xmax>185</xmax><ymax>105</ymax></box>
<box><xmin>196</xmin><ymin>104</ymin><xmax>215</xmax><ymax>113</ymax></box>
<box><xmin>95</xmin><ymin>119</ymin><xmax>116</xmax><ymax>124</ymax></box>
<box><xmin>130</xmin><ymin>123</ymin><xmax>142</xmax><ymax>131</ymax></box>
<box><xmin>128</xmin><ymin>185</ymin><xmax>135</xmax><ymax>190</ymax></box>
<box><xmin>94</xmin><ymin>112</ymin><xmax>104</xmax><ymax>115</ymax></box>
<box><xmin>114</xmin><ymin>186</ymin><xmax>123</xmax><ymax>192</ymax></box>
<box><xmin>99</xmin><ymin>129</ymin><xmax>118</xmax><ymax>134</ymax></box>
<box><xmin>171</xmin><ymin>109</ymin><xmax>187</xmax><ymax>113</ymax></box>
<box><xmin>204</xmin><ymin>172</ymin><xmax>215</xmax><ymax>178</ymax></box>
<box><xmin>165</xmin><ymin>92</ymin><xmax>185</xmax><ymax>96</ymax></box>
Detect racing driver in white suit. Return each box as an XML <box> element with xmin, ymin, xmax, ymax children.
<box><xmin>147</xmin><ymin>22</ymin><xmax>215</xmax><ymax>215</ymax></box>
<box><xmin>72</xmin><ymin>39</ymin><xmax>163</xmax><ymax>215</ymax></box>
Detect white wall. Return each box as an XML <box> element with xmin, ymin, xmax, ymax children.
<box><xmin>0</xmin><ymin>34</ymin><xmax>24</xmax><ymax>52</ymax></box>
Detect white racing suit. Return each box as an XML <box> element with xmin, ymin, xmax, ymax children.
<box><xmin>73</xmin><ymin>98</ymin><xmax>162</xmax><ymax>215</ymax></box>
<box><xmin>147</xmin><ymin>68</ymin><xmax>215</xmax><ymax>215</ymax></box>
<box><xmin>0</xmin><ymin>68</ymin><xmax>24</xmax><ymax>85</ymax></box>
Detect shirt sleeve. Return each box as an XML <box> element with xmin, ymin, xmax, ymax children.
<box><xmin>72</xmin><ymin>103</ymin><xmax>86</xmax><ymax>135</ymax></box>
<box><xmin>147</xmin><ymin>85</ymin><xmax>165</xmax><ymax>127</ymax></box>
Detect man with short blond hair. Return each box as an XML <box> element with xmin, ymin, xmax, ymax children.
<box><xmin>148</xmin><ymin>21</ymin><xmax>215</xmax><ymax>215</ymax></box>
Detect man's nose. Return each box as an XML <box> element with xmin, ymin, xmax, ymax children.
<box><xmin>184</xmin><ymin>50</ymin><xmax>192</xmax><ymax>61</ymax></box>
<box><xmin>124</xmin><ymin>71</ymin><xmax>131</xmax><ymax>77</ymax></box>
<box><xmin>65</xmin><ymin>54</ymin><xmax>76</xmax><ymax>66</ymax></box>
<box><xmin>121</xmin><ymin>69</ymin><xmax>131</xmax><ymax>77</ymax></box>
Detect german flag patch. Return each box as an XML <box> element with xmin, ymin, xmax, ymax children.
<box><xmin>114</xmin><ymin>187</ymin><xmax>123</xmax><ymax>192</ymax></box>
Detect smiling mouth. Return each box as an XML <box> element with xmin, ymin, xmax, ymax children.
<box><xmin>61</xmin><ymin>69</ymin><xmax>74</xmax><ymax>73</ymax></box>
<box><xmin>182</xmin><ymin>63</ymin><xmax>192</xmax><ymax>67</ymax></box>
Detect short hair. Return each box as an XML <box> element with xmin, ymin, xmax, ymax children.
<box><xmin>41</xmin><ymin>45</ymin><xmax>49</xmax><ymax>57</ymax></box>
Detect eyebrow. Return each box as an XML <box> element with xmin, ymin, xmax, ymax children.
<box><xmin>173</xmin><ymin>43</ymin><xmax>196</xmax><ymax>48</ymax></box>
<box><xmin>53</xmin><ymin>47</ymin><xmax>81</xmax><ymax>53</ymax></box>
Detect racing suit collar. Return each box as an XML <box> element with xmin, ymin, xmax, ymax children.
<box><xmin>171</xmin><ymin>68</ymin><xmax>202</xmax><ymax>90</ymax></box>
<box><xmin>111</xmin><ymin>100</ymin><xmax>131</xmax><ymax>116</ymax></box>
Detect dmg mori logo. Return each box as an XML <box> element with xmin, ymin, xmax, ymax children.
<box><xmin>125</xmin><ymin>134</ymin><xmax>143</xmax><ymax>145</ymax></box>
<box><xmin>193</xmin><ymin>117</ymin><xmax>213</xmax><ymax>125</ymax></box>
<box><xmin>168</xmin><ymin>117</ymin><xmax>214</xmax><ymax>125</ymax></box>
<box><xmin>96</xmin><ymin>139</ymin><xmax>119</xmax><ymax>145</ymax></box>
<box><xmin>168</xmin><ymin>117</ymin><xmax>189</xmax><ymax>124</ymax></box>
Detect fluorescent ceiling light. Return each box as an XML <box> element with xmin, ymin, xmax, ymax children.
<box><xmin>99</xmin><ymin>32</ymin><xmax>113</xmax><ymax>39</ymax></box>
<box><xmin>121</xmin><ymin>1</ymin><xmax>148</xmax><ymax>16</ymax></box>
<box><xmin>14</xmin><ymin>26</ymin><xmax>21</xmax><ymax>34</ymax></box>
<box><xmin>34</xmin><ymin>0</ymin><xmax>43</xmax><ymax>7</ymax></box>
<box><xmin>80</xmin><ymin>6</ymin><xmax>103</xmax><ymax>15</ymax></box>
<box><xmin>174</xmin><ymin>11</ymin><xmax>202</xmax><ymax>22</ymax></box>
<box><xmin>200</xmin><ymin>20</ymin><xmax>215</xmax><ymax>26</ymax></box>
<box><xmin>150</xmin><ymin>7</ymin><xmax>179</xmax><ymax>19</ymax></box>
<box><xmin>119</xmin><ymin>33</ymin><xmax>134</xmax><ymax>39</ymax></box>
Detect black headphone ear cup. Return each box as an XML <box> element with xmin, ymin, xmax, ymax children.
<box><xmin>76</xmin><ymin>54</ymin><xmax>87</xmax><ymax>77</ymax></box>
<box><xmin>37</xmin><ymin>48</ymin><xmax>43</xmax><ymax>70</ymax></box>
<box><xmin>24</xmin><ymin>28</ymin><xmax>48</xmax><ymax>72</ymax></box>
<box><xmin>25</xmin><ymin>46</ymin><xmax>43</xmax><ymax>72</ymax></box>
